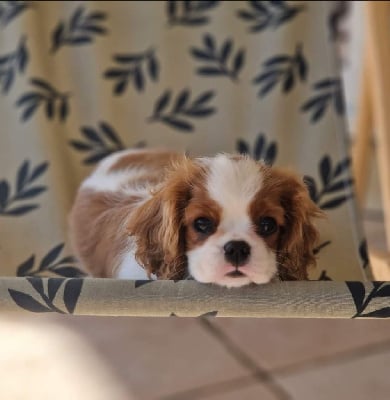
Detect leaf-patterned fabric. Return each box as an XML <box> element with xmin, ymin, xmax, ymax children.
<box><xmin>0</xmin><ymin>0</ymin><xmax>371</xmax><ymax>286</ymax></box>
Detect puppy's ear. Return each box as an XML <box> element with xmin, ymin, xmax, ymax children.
<box><xmin>274</xmin><ymin>170</ymin><xmax>324</xmax><ymax>280</ymax></box>
<box><xmin>127</xmin><ymin>156</ymin><xmax>198</xmax><ymax>280</ymax></box>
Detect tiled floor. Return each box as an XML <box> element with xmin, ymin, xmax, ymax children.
<box><xmin>0</xmin><ymin>213</ymin><xmax>388</xmax><ymax>400</ymax></box>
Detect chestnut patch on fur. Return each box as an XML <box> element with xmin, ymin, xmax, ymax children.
<box><xmin>249</xmin><ymin>166</ymin><xmax>323</xmax><ymax>280</ymax></box>
<box><xmin>184</xmin><ymin>186</ymin><xmax>222</xmax><ymax>248</ymax></box>
<box><xmin>127</xmin><ymin>156</ymin><xmax>211</xmax><ymax>280</ymax></box>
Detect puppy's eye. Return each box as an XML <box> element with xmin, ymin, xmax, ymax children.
<box><xmin>193</xmin><ymin>217</ymin><xmax>215</xmax><ymax>235</ymax></box>
<box><xmin>258</xmin><ymin>217</ymin><xmax>278</xmax><ymax>237</ymax></box>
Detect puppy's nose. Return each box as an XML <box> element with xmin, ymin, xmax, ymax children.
<box><xmin>224</xmin><ymin>240</ymin><xmax>251</xmax><ymax>266</ymax></box>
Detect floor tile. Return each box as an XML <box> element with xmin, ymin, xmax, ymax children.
<box><xmin>276</xmin><ymin>346</ymin><xmax>390</xmax><ymax>400</ymax></box>
<box><xmin>0</xmin><ymin>314</ymin><xmax>132</xmax><ymax>400</ymax></box>
<box><xmin>60</xmin><ymin>315</ymin><xmax>248</xmax><ymax>400</ymax></box>
<box><xmin>199</xmin><ymin>381</ymin><xmax>279</xmax><ymax>400</ymax></box>
<box><xmin>159</xmin><ymin>376</ymin><xmax>279</xmax><ymax>400</ymax></box>
<box><xmin>213</xmin><ymin>318</ymin><xmax>390</xmax><ymax>371</ymax></box>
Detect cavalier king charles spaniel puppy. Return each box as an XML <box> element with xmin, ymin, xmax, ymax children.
<box><xmin>69</xmin><ymin>148</ymin><xmax>323</xmax><ymax>287</ymax></box>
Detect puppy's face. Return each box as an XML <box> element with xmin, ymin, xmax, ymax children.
<box><xmin>128</xmin><ymin>154</ymin><xmax>322</xmax><ymax>287</ymax></box>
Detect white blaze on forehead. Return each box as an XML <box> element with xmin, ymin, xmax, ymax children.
<box><xmin>206</xmin><ymin>154</ymin><xmax>263</xmax><ymax>231</ymax></box>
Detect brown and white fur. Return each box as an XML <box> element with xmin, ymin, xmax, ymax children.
<box><xmin>69</xmin><ymin>148</ymin><xmax>323</xmax><ymax>287</ymax></box>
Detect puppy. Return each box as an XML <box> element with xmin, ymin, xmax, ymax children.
<box><xmin>69</xmin><ymin>148</ymin><xmax>323</xmax><ymax>287</ymax></box>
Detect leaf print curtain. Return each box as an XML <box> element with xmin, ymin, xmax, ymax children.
<box><xmin>0</xmin><ymin>1</ymin><xmax>371</xmax><ymax>281</ymax></box>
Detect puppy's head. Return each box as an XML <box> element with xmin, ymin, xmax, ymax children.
<box><xmin>128</xmin><ymin>154</ymin><xmax>323</xmax><ymax>287</ymax></box>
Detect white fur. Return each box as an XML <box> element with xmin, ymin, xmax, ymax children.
<box><xmin>81</xmin><ymin>149</ymin><xmax>156</xmax><ymax>198</ymax></box>
<box><xmin>115</xmin><ymin>250</ymin><xmax>153</xmax><ymax>280</ymax></box>
<box><xmin>207</xmin><ymin>154</ymin><xmax>263</xmax><ymax>211</ymax></box>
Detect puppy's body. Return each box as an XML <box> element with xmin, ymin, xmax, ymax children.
<box><xmin>69</xmin><ymin>149</ymin><xmax>179</xmax><ymax>279</ymax></box>
<box><xmin>70</xmin><ymin>149</ymin><xmax>322</xmax><ymax>287</ymax></box>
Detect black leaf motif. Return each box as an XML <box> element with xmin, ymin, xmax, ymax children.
<box><xmin>320</xmin><ymin>196</ymin><xmax>353</xmax><ymax>210</ymax></box>
<box><xmin>148</xmin><ymin>55</ymin><xmax>159</xmax><ymax>81</ymax></box>
<box><xmin>104</xmin><ymin>48</ymin><xmax>159</xmax><ymax>95</ymax></box>
<box><xmin>320</xmin><ymin>156</ymin><xmax>331</xmax><ymax>186</ymax></box>
<box><xmin>134</xmin><ymin>67</ymin><xmax>144</xmax><ymax>91</ymax></box>
<box><xmin>233</xmin><ymin>49</ymin><xmax>245</xmax><ymax>75</ymax></box>
<box><xmin>149</xmin><ymin>89</ymin><xmax>216</xmax><ymax>132</ymax></box>
<box><xmin>99</xmin><ymin>122</ymin><xmax>123</xmax><ymax>146</ymax></box>
<box><xmin>5</xmin><ymin>205</ymin><xmax>39</xmax><ymax>215</ymax></box>
<box><xmin>220</xmin><ymin>39</ymin><xmax>232</xmax><ymax>63</ymax></box>
<box><xmin>29</xmin><ymin>161</ymin><xmax>49</xmax><ymax>182</ymax></box>
<box><xmin>51</xmin><ymin>6</ymin><xmax>107</xmax><ymax>52</ymax></box>
<box><xmin>301</xmin><ymin>78</ymin><xmax>345</xmax><ymax>123</ymax></box>
<box><xmin>328</xmin><ymin>1</ymin><xmax>350</xmax><ymax>41</ymax></box>
<box><xmin>347</xmin><ymin>282</ymin><xmax>390</xmax><ymax>318</ymax></box>
<box><xmin>57</xmin><ymin>256</ymin><xmax>78</xmax><ymax>264</ymax></box>
<box><xmin>135</xmin><ymin>280</ymin><xmax>153</xmax><ymax>288</ymax></box>
<box><xmin>0</xmin><ymin>180</ymin><xmax>9</xmax><ymax>209</ymax></box>
<box><xmin>14</xmin><ymin>186</ymin><xmax>46</xmax><ymax>200</ymax></box>
<box><xmin>360</xmin><ymin>307</ymin><xmax>390</xmax><ymax>319</ymax></box>
<box><xmin>16</xmin><ymin>243</ymin><xmax>86</xmax><ymax>278</ymax></box>
<box><xmin>16</xmin><ymin>160</ymin><xmax>29</xmax><ymax>192</ymax></box>
<box><xmin>70</xmin><ymin>5</ymin><xmax>85</xmax><ymax>30</ymax></box>
<box><xmin>237</xmin><ymin>139</ymin><xmax>249</xmax><ymax>155</ymax></box>
<box><xmin>173</xmin><ymin>89</ymin><xmax>190</xmax><ymax>112</ymax></box>
<box><xmin>30</xmin><ymin>78</ymin><xmax>57</xmax><ymax>93</ymax></box>
<box><xmin>304</xmin><ymin>156</ymin><xmax>354</xmax><ymax>210</ymax></box>
<box><xmin>167</xmin><ymin>0</ymin><xmax>220</xmax><ymax>26</ymax></box>
<box><xmin>70</xmin><ymin>141</ymin><xmax>93</xmax><ymax>151</ymax></box>
<box><xmin>346</xmin><ymin>281</ymin><xmax>366</xmax><ymax>315</ymax></box>
<box><xmin>70</xmin><ymin>121</ymin><xmax>125</xmax><ymax>165</ymax></box>
<box><xmin>253</xmin><ymin>44</ymin><xmax>307</xmax><ymax>98</ymax></box>
<box><xmin>0</xmin><ymin>1</ymin><xmax>31</xmax><ymax>27</ymax></box>
<box><xmin>0</xmin><ymin>159</ymin><xmax>48</xmax><ymax>217</ymax></box>
<box><xmin>83</xmin><ymin>151</ymin><xmax>112</xmax><ymax>165</ymax></box>
<box><xmin>47</xmin><ymin>279</ymin><xmax>64</xmax><ymax>302</ymax></box>
<box><xmin>0</xmin><ymin>36</ymin><xmax>29</xmax><ymax>94</ymax></box>
<box><xmin>326</xmin><ymin>179</ymin><xmax>354</xmax><ymax>193</ymax></box>
<box><xmin>193</xmin><ymin>91</ymin><xmax>214</xmax><ymax>107</ymax></box>
<box><xmin>237</xmin><ymin>0</ymin><xmax>305</xmax><ymax>33</ymax></box>
<box><xmin>8</xmin><ymin>289</ymin><xmax>52</xmax><ymax>313</ymax></box>
<box><xmin>26</xmin><ymin>276</ymin><xmax>44</xmax><ymax>296</ymax></box>
<box><xmin>191</xmin><ymin>34</ymin><xmax>245</xmax><ymax>80</ymax></box>
<box><xmin>46</xmin><ymin>99</ymin><xmax>55</xmax><ymax>119</ymax></box>
<box><xmin>154</xmin><ymin>90</ymin><xmax>172</xmax><ymax>115</ymax></box>
<box><xmin>197</xmin><ymin>67</ymin><xmax>226</xmax><ymax>76</ymax></box>
<box><xmin>254</xmin><ymin>135</ymin><xmax>265</xmax><ymax>160</ymax></box>
<box><xmin>52</xmin><ymin>266</ymin><xmax>85</xmax><ymax>278</ymax></box>
<box><xmin>317</xmin><ymin>270</ymin><xmax>332</xmax><ymax>281</ymax></box>
<box><xmin>161</xmin><ymin>115</ymin><xmax>194</xmax><ymax>131</ymax></box>
<box><xmin>236</xmin><ymin>133</ymin><xmax>278</xmax><ymax>165</ymax></box>
<box><xmin>334</xmin><ymin>157</ymin><xmax>350</xmax><ymax>177</ymax></box>
<box><xmin>376</xmin><ymin>284</ymin><xmax>390</xmax><ymax>297</ymax></box>
<box><xmin>82</xmin><ymin>127</ymin><xmax>104</xmax><ymax>144</ymax></box>
<box><xmin>198</xmin><ymin>311</ymin><xmax>218</xmax><ymax>317</ymax></box>
<box><xmin>359</xmin><ymin>239</ymin><xmax>369</xmax><ymax>269</ymax></box>
<box><xmin>16</xmin><ymin>78</ymin><xmax>71</xmax><ymax>122</ymax></box>
<box><xmin>16</xmin><ymin>255</ymin><xmax>35</xmax><ymax>277</ymax></box>
<box><xmin>313</xmin><ymin>240</ymin><xmax>331</xmax><ymax>256</ymax></box>
<box><xmin>63</xmin><ymin>279</ymin><xmax>83</xmax><ymax>314</ymax></box>
<box><xmin>39</xmin><ymin>243</ymin><xmax>65</xmax><ymax>271</ymax></box>
<box><xmin>8</xmin><ymin>277</ymin><xmax>76</xmax><ymax>314</ymax></box>
<box><xmin>21</xmin><ymin>102</ymin><xmax>39</xmax><ymax>121</ymax></box>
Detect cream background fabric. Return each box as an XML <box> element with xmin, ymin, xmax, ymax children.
<box><xmin>0</xmin><ymin>1</ymin><xmax>369</xmax><ymax>281</ymax></box>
